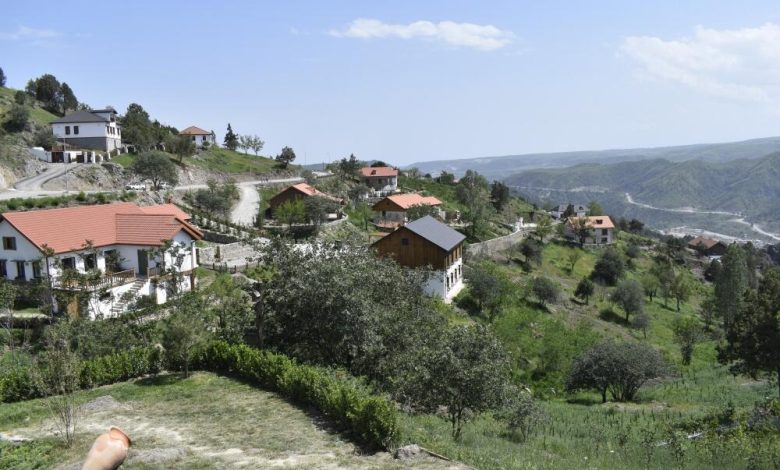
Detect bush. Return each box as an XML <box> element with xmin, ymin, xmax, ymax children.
<box><xmin>590</xmin><ymin>248</ymin><xmax>625</xmax><ymax>286</ymax></box>
<box><xmin>195</xmin><ymin>341</ymin><xmax>399</xmax><ymax>449</ymax></box>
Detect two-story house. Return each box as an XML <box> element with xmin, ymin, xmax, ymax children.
<box><xmin>371</xmin><ymin>193</ymin><xmax>443</xmax><ymax>230</ymax></box>
<box><xmin>372</xmin><ymin>216</ymin><xmax>465</xmax><ymax>300</ymax></box>
<box><xmin>359</xmin><ymin>167</ymin><xmax>398</xmax><ymax>195</ymax></box>
<box><xmin>0</xmin><ymin>203</ymin><xmax>202</xmax><ymax>319</ymax></box>
<box><xmin>550</xmin><ymin>204</ymin><xmax>588</xmax><ymax>220</ymax></box>
<box><xmin>564</xmin><ymin>215</ymin><xmax>615</xmax><ymax>246</ymax></box>
<box><xmin>50</xmin><ymin>108</ymin><xmax>122</xmax><ymax>152</ymax></box>
<box><xmin>179</xmin><ymin>126</ymin><xmax>216</xmax><ymax>148</ymax></box>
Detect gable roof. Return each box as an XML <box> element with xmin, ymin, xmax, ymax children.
<box><xmin>377</xmin><ymin>193</ymin><xmax>442</xmax><ymax>210</ymax></box>
<box><xmin>688</xmin><ymin>236</ymin><xmax>723</xmax><ymax>249</ymax></box>
<box><xmin>285</xmin><ymin>183</ymin><xmax>341</xmax><ymax>202</ymax></box>
<box><xmin>360</xmin><ymin>166</ymin><xmax>398</xmax><ymax>178</ymax></box>
<box><xmin>553</xmin><ymin>204</ymin><xmax>587</xmax><ymax>212</ymax></box>
<box><xmin>139</xmin><ymin>203</ymin><xmax>191</xmax><ymax>220</ymax></box>
<box><xmin>404</xmin><ymin>216</ymin><xmax>465</xmax><ymax>251</ymax></box>
<box><xmin>1</xmin><ymin>203</ymin><xmax>201</xmax><ymax>254</ymax></box>
<box><xmin>566</xmin><ymin>215</ymin><xmax>615</xmax><ymax>229</ymax></box>
<box><xmin>51</xmin><ymin>110</ymin><xmax>109</xmax><ymax>124</ymax></box>
<box><xmin>179</xmin><ymin>126</ymin><xmax>212</xmax><ymax>136</ymax></box>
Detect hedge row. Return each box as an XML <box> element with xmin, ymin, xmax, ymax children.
<box><xmin>0</xmin><ymin>347</ymin><xmax>161</xmax><ymax>403</ymax></box>
<box><xmin>194</xmin><ymin>341</ymin><xmax>399</xmax><ymax>450</ymax></box>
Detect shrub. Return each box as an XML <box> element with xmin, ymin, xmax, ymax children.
<box><xmin>531</xmin><ymin>276</ymin><xmax>559</xmax><ymax>307</ymax></box>
<box><xmin>590</xmin><ymin>248</ymin><xmax>625</xmax><ymax>286</ymax></box>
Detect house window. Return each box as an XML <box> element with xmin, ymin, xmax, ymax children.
<box><xmin>65</xmin><ymin>126</ymin><xmax>71</xmax><ymax>135</ymax></box>
<box><xmin>601</xmin><ymin>229</ymin><xmax>608</xmax><ymax>235</ymax></box>
<box><xmin>15</xmin><ymin>261</ymin><xmax>25</xmax><ymax>281</ymax></box>
<box><xmin>401</xmin><ymin>238</ymin><xmax>409</xmax><ymax>246</ymax></box>
<box><xmin>0</xmin><ymin>260</ymin><xmax>6</xmax><ymax>278</ymax></box>
<box><xmin>73</xmin><ymin>125</ymin><xmax>79</xmax><ymax>135</ymax></box>
<box><xmin>84</xmin><ymin>253</ymin><xmax>97</xmax><ymax>271</ymax></box>
<box><xmin>62</xmin><ymin>256</ymin><xmax>76</xmax><ymax>270</ymax></box>
<box><xmin>2</xmin><ymin>237</ymin><xmax>16</xmax><ymax>250</ymax></box>
<box><xmin>192</xmin><ymin>136</ymin><xmax>196</xmax><ymax>142</ymax></box>
<box><xmin>32</xmin><ymin>261</ymin><xmax>42</xmax><ymax>279</ymax></box>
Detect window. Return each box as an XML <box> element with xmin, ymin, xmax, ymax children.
<box><xmin>401</xmin><ymin>238</ymin><xmax>409</xmax><ymax>246</ymax></box>
<box><xmin>0</xmin><ymin>260</ymin><xmax>6</xmax><ymax>278</ymax></box>
<box><xmin>84</xmin><ymin>253</ymin><xmax>97</xmax><ymax>270</ymax></box>
<box><xmin>73</xmin><ymin>125</ymin><xmax>79</xmax><ymax>135</ymax></box>
<box><xmin>32</xmin><ymin>261</ymin><xmax>42</xmax><ymax>279</ymax></box>
<box><xmin>192</xmin><ymin>136</ymin><xmax>196</xmax><ymax>142</ymax></box>
<box><xmin>601</xmin><ymin>228</ymin><xmax>608</xmax><ymax>235</ymax></box>
<box><xmin>65</xmin><ymin>126</ymin><xmax>71</xmax><ymax>135</ymax></box>
<box><xmin>15</xmin><ymin>261</ymin><xmax>25</xmax><ymax>281</ymax></box>
<box><xmin>62</xmin><ymin>257</ymin><xmax>76</xmax><ymax>270</ymax></box>
<box><xmin>3</xmin><ymin>237</ymin><xmax>16</xmax><ymax>250</ymax></box>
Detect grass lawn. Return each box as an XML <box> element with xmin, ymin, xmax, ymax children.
<box><xmin>0</xmin><ymin>372</ymin><xmax>459</xmax><ymax>469</ymax></box>
<box><xmin>0</xmin><ymin>86</ymin><xmax>59</xmax><ymax>126</ymax></box>
<box><xmin>111</xmin><ymin>152</ymin><xmax>136</xmax><ymax>167</ymax></box>
<box><xmin>188</xmin><ymin>147</ymin><xmax>293</xmax><ymax>175</ymax></box>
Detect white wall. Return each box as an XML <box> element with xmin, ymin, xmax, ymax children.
<box><xmin>423</xmin><ymin>256</ymin><xmax>464</xmax><ymax>302</ymax></box>
<box><xmin>0</xmin><ymin>221</ymin><xmax>44</xmax><ymax>280</ymax></box>
<box><xmin>188</xmin><ymin>134</ymin><xmax>215</xmax><ymax>148</ymax></box>
<box><xmin>52</xmin><ymin>122</ymin><xmax>120</xmax><ymax>139</ymax></box>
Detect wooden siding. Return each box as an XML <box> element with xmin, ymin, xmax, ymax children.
<box><xmin>372</xmin><ymin>198</ymin><xmax>405</xmax><ymax>213</ymax></box>
<box><xmin>373</xmin><ymin>227</ymin><xmax>463</xmax><ymax>270</ymax></box>
<box><xmin>268</xmin><ymin>187</ymin><xmax>308</xmax><ymax>214</ymax></box>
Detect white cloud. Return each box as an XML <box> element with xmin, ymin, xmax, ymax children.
<box><xmin>330</xmin><ymin>18</ymin><xmax>514</xmax><ymax>51</ymax></box>
<box><xmin>621</xmin><ymin>23</ymin><xmax>780</xmax><ymax>102</ymax></box>
<box><xmin>0</xmin><ymin>25</ymin><xmax>62</xmax><ymax>46</ymax></box>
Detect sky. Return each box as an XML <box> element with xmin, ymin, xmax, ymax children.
<box><xmin>3</xmin><ymin>0</ymin><xmax>780</xmax><ymax>166</ymax></box>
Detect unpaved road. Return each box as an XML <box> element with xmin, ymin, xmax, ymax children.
<box><xmin>232</xmin><ymin>184</ymin><xmax>261</xmax><ymax>225</ymax></box>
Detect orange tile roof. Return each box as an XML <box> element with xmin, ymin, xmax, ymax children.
<box><xmin>566</xmin><ymin>215</ymin><xmax>615</xmax><ymax>229</ymax></box>
<box><xmin>381</xmin><ymin>193</ymin><xmax>442</xmax><ymax>210</ymax></box>
<box><xmin>688</xmin><ymin>236</ymin><xmax>722</xmax><ymax>249</ymax></box>
<box><xmin>360</xmin><ymin>166</ymin><xmax>398</xmax><ymax>178</ymax></box>
<box><xmin>288</xmin><ymin>183</ymin><xmax>342</xmax><ymax>203</ymax></box>
<box><xmin>1</xmin><ymin>203</ymin><xmax>201</xmax><ymax>254</ymax></box>
<box><xmin>139</xmin><ymin>203</ymin><xmax>191</xmax><ymax>220</ymax></box>
<box><xmin>179</xmin><ymin>126</ymin><xmax>212</xmax><ymax>135</ymax></box>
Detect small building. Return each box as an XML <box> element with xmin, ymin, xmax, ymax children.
<box><xmin>688</xmin><ymin>236</ymin><xmax>728</xmax><ymax>257</ymax></box>
<box><xmin>371</xmin><ymin>193</ymin><xmax>443</xmax><ymax>229</ymax></box>
<box><xmin>0</xmin><ymin>202</ymin><xmax>202</xmax><ymax>319</ymax></box>
<box><xmin>564</xmin><ymin>216</ymin><xmax>615</xmax><ymax>246</ymax></box>
<box><xmin>550</xmin><ymin>204</ymin><xmax>588</xmax><ymax>219</ymax></box>
<box><xmin>266</xmin><ymin>183</ymin><xmax>342</xmax><ymax>218</ymax></box>
<box><xmin>50</xmin><ymin>108</ymin><xmax>122</xmax><ymax>152</ymax></box>
<box><xmin>372</xmin><ymin>216</ymin><xmax>465</xmax><ymax>300</ymax></box>
<box><xmin>180</xmin><ymin>126</ymin><xmax>216</xmax><ymax>148</ymax></box>
<box><xmin>359</xmin><ymin>166</ymin><xmax>398</xmax><ymax>195</ymax></box>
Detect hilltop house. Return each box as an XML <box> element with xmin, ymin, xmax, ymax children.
<box><xmin>372</xmin><ymin>193</ymin><xmax>443</xmax><ymax>230</ymax></box>
<box><xmin>373</xmin><ymin>216</ymin><xmax>465</xmax><ymax>300</ymax></box>
<box><xmin>180</xmin><ymin>126</ymin><xmax>216</xmax><ymax>148</ymax></box>
<box><xmin>266</xmin><ymin>183</ymin><xmax>342</xmax><ymax>218</ymax></box>
<box><xmin>564</xmin><ymin>215</ymin><xmax>615</xmax><ymax>246</ymax></box>
<box><xmin>550</xmin><ymin>204</ymin><xmax>588</xmax><ymax>219</ymax></box>
<box><xmin>0</xmin><ymin>203</ymin><xmax>201</xmax><ymax>319</ymax></box>
<box><xmin>359</xmin><ymin>167</ymin><xmax>398</xmax><ymax>195</ymax></box>
<box><xmin>51</xmin><ymin>108</ymin><xmax>122</xmax><ymax>152</ymax></box>
<box><xmin>688</xmin><ymin>236</ymin><xmax>728</xmax><ymax>257</ymax></box>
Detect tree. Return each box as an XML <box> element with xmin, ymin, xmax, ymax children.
<box><xmin>498</xmin><ymin>387</ymin><xmax>545</xmax><ymax>442</ymax></box>
<box><xmin>533</xmin><ymin>215</ymin><xmax>553</xmax><ymax>242</ymax></box>
<box><xmin>456</xmin><ymin>170</ymin><xmax>492</xmax><ymax>239</ymax></box>
<box><xmin>714</xmin><ymin>244</ymin><xmax>749</xmax><ymax>333</ymax></box>
<box><xmin>718</xmin><ymin>267</ymin><xmax>780</xmax><ymax>397</ymax></box>
<box><xmin>60</xmin><ymin>82</ymin><xmax>78</xmax><ymax>112</ymax></box>
<box><xmin>490</xmin><ymin>181</ymin><xmax>510</xmax><ymax>211</ymax></box>
<box><xmin>248</xmin><ymin>135</ymin><xmax>264</xmax><ymax>155</ymax></box>
<box><xmin>223</xmin><ymin>123</ymin><xmax>238</xmax><ymax>150</ymax></box>
<box><xmin>28</xmin><ymin>74</ymin><xmax>62</xmax><ymax>112</ymax></box>
<box><xmin>590</xmin><ymin>248</ymin><xmax>625</xmax><ymax>286</ymax></box>
<box><xmin>0</xmin><ymin>67</ymin><xmax>5</xmax><ymax>87</ymax></box>
<box><xmin>275</xmin><ymin>199</ymin><xmax>306</xmax><ymax>228</ymax></box>
<box><xmin>570</xmin><ymin>216</ymin><xmax>593</xmax><ymax>247</ymax></box>
<box><xmin>652</xmin><ymin>260</ymin><xmax>675</xmax><ymax>308</ymax></box>
<box><xmin>5</xmin><ymin>104</ymin><xmax>28</xmax><ymax>132</ymax></box>
<box><xmin>575</xmin><ymin>278</ymin><xmax>594</xmax><ymax>305</ymax></box>
<box><xmin>633</xmin><ymin>312</ymin><xmax>651</xmax><ymax>339</ymax></box>
<box><xmin>612</xmin><ymin>279</ymin><xmax>644</xmax><ymax>322</ymax></box>
<box><xmin>640</xmin><ymin>272</ymin><xmax>660</xmax><ymax>303</ymax></box>
<box><xmin>337</xmin><ymin>153</ymin><xmax>361</xmax><ymax>178</ymax></box>
<box><xmin>304</xmin><ymin>196</ymin><xmax>338</xmax><ymax>227</ymax></box>
<box><xmin>397</xmin><ymin>324</ymin><xmax>510</xmax><ymax>439</ymax></box>
<box><xmin>350</xmin><ymin>202</ymin><xmax>373</xmax><ymax>230</ymax></box>
<box><xmin>566</xmin><ymin>341</ymin><xmax>666</xmax><ymax>403</ymax></box>
<box><xmin>204</xmin><ymin>275</ymin><xmax>253</xmax><ymax>343</ymax></box>
<box><xmin>628</xmin><ymin>219</ymin><xmax>645</xmax><ymax>233</ymax></box>
<box><xmin>466</xmin><ymin>263</ymin><xmax>510</xmax><ymax>322</ymax></box>
<box><xmin>275</xmin><ymin>146</ymin><xmax>296</xmax><ymax>168</ymax></box>
<box><xmin>567</xmin><ymin>249</ymin><xmax>582</xmax><ymax>273</ymax></box>
<box><xmin>704</xmin><ymin>259</ymin><xmax>722</xmax><ymax>282</ymax></box>
<box><xmin>238</xmin><ymin>134</ymin><xmax>251</xmax><ymax>153</ymax></box>
<box><xmin>670</xmin><ymin>270</ymin><xmax>695</xmax><ymax>312</ymax></box>
<box><xmin>166</xmin><ymin>133</ymin><xmax>196</xmax><ymax>163</ymax></box>
<box><xmin>406</xmin><ymin>203</ymin><xmax>440</xmax><ymax>221</ymax></box>
<box><xmin>625</xmin><ymin>243</ymin><xmax>641</xmax><ymax>259</ymax></box>
<box><xmin>587</xmin><ymin>200</ymin><xmax>604</xmax><ymax>216</ymax></box>
<box><xmin>120</xmin><ymin>103</ymin><xmax>155</xmax><ymax>150</ymax></box>
<box><xmin>13</xmin><ymin>90</ymin><xmax>26</xmax><ymax>105</ymax></box>
<box><xmin>673</xmin><ymin>317</ymin><xmax>702</xmax><ymax>366</ymax></box>
<box><xmin>520</xmin><ymin>238</ymin><xmax>543</xmax><ymax>268</ymax></box>
<box><xmin>129</xmin><ymin>151</ymin><xmax>178</xmax><ymax>190</ymax></box>
<box><xmin>161</xmin><ymin>294</ymin><xmax>210</xmax><ymax>378</ymax></box>
<box><xmin>562</xmin><ymin>204</ymin><xmax>575</xmax><ymax>219</ymax></box>
<box><xmin>531</xmin><ymin>276</ymin><xmax>559</xmax><ymax>307</ymax></box>
<box><xmin>437</xmin><ymin>171</ymin><xmax>456</xmax><ymax>185</ymax></box>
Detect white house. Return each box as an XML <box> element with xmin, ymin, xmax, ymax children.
<box><xmin>50</xmin><ymin>108</ymin><xmax>122</xmax><ymax>152</ymax></box>
<box><xmin>0</xmin><ymin>202</ymin><xmax>202</xmax><ymax>319</ymax></box>
<box><xmin>359</xmin><ymin>167</ymin><xmax>398</xmax><ymax>195</ymax></box>
<box><xmin>180</xmin><ymin>126</ymin><xmax>216</xmax><ymax>148</ymax></box>
<box><xmin>564</xmin><ymin>215</ymin><xmax>615</xmax><ymax>246</ymax></box>
<box><xmin>550</xmin><ymin>204</ymin><xmax>588</xmax><ymax>220</ymax></box>
<box><xmin>372</xmin><ymin>216</ymin><xmax>465</xmax><ymax>301</ymax></box>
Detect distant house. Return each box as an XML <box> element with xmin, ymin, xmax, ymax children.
<box><xmin>266</xmin><ymin>183</ymin><xmax>342</xmax><ymax>218</ymax></box>
<box><xmin>371</xmin><ymin>193</ymin><xmax>443</xmax><ymax>229</ymax></box>
<box><xmin>564</xmin><ymin>216</ymin><xmax>615</xmax><ymax>246</ymax></box>
<box><xmin>51</xmin><ymin>108</ymin><xmax>122</xmax><ymax>152</ymax></box>
<box><xmin>550</xmin><ymin>204</ymin><xmax>587</xmax><ymax>219</ymax></box>
<box><xmin>688</xmin><ymin>236</ymin><xmax>727</xmax><ymax>257</ymax></box>
<box><xmin>359</xmin><ymin>167</ymin><xmax>398</xmax><ymax>195</ymax></box>
<box><xmin>373</xmin><ymin>216</ymin><xmax>465</xmax><ymax>300</ymax></box>
<box><xmin>0</xmin><ymin>202</ymin><xmax>202</xmax><ymax>319</ymax></box>
<box><xmin>179</xmin><ymin>126</ymin><xmax>216</xmax><ymax>148</ymax></box>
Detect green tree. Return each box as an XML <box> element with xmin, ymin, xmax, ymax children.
<box><xmin>304</xmin><ymin>196</ymin><xmax>339</xmax><ymax>228</ymax></box>
<box><xmin>465</xmin><ymin>263</ymin><xmax>510</xmax><ymax>322</ymax></box>
<box><xmin>5</xmin><ymin>104</ymin><xmax>28</xmax><ymax>132</ymax></box>
<box><xmin>590</xmin><ymin>248</ymin><xmax>625</xmax><ymax>286</ymax></box>
<box><xmin>575</xmin><ymin>278</ymin><xmax>594</xmax><ymax>305</ymax></box>
<box><xmin>129</xmin><ymin>151</ymin><xmax>178</xmax><ymax>190</ymax></box>
<box><xmin>714</xmin><ymin>244</ymin><xmax>749</xmax><ymax>333</ymax></box>
<box><xmin>587</xmin><ymin>200</ymin><xmax>604</xmax><ymax>216</ymax></box>
<box><xmin>349</xmin><ymin>202</ymin><xmax>373</xmax><ymax>230</ymax></box>
<box><xmin>60</xmin><ymin>82</ymin><xmax>78</xmax><ymax>112</ymax></box>
<box><xmin>612</xmin><ymin>279</ymin><xmax>644</xmax><ymax>322</ymax></box>
<box><xmin>406</xmin><ymin>203</ymin><xmax>440</xmax><ymax>221</ymax></box>
<box><xmin>498</xmin><ymin>387</ymin><xmax>545</xmax><ymax>442</ymax></box>
<box><xmin>275</xmin><ymin>146</ymin><xmax>296</xmax><ymax>168</ymax></box>
<box><xmin>640</xmin><ymin>272</ymin><xmax>660</xmax><ymax>303</ymax></box>
<box><xmin>437</xmin><ymin>171</ymin><xmax>456</xmax><ymax>185</ymax></box>
<box><xmin>29</xmin><ymin>74</ymin><xmax>62</xmax><ymax>112</ymax></box>
<box><xmin>13</xmin><ymin>90</ymin><xmax>26</xmax><ymax>105</ymax></box>
<box><xmin>161</xmin><ymin>293</ymin><xmax>210</xmax><ymax>377</ymax></box>
<box><xmin>670</xmin><ymin>270</ymin><xmax>695</xmax><ymax>312</ymax></box>
<box><xmin>456</xmin><ymin>170</ymin><xmax>492</xmax><ymax>239</ymax></box>
<box><xmin>204</xmin><ymin>275</ymin><xmax>253</xmax><ymax>343</ymax></box>
<box><xmin>673</xmin><ymin>316</ymin><xmax>702</xmax><ymax>366</ymax></box>
<box><xmin>718</xmin><ymin>267</ymin><xmax>780</xmax><ymax>397</ymax></box>
<box><xmin>533</xmin><ymin>215</ymin><xmax>553</xmax><ymax>242</ymax></box>
<box><xmin>567</xmin><ymin>249</ymin><xmax>582</xmax><ymax>273</ymax></box>
<box><xmin>490</xmin><ymin>181</ymin><xmax>510</xmax><ymax>211</ymax></box>
<box><xmin>633</xmin><ymin>312</ymin><xmax>651</xmax><ymax>339</ymax></box>
<box><xmin>337</xmin><ymin>153</ymin><xmax>361</xmax><ymax>178</ymax></box>
<box><xmin>275</xmin><ymin>199</ymin><xmax>306</xmax><ymax>228</ymax></box>
<box><xmin>120</xmin><ymin>103</ymin><xmax>155</xmax><ymax>150</ymax></box>
<box><xmin>570</xmin><ymin>216</ymin><xmax>593</xmax><ymax>247</ymax></box>
<box><xmin>223</xmin><ymin>123</ymin><xmax>239</xmax><ymax>150</ymax></box>
<box><xmin>167</xmin><ymin>133</ymin><xmax>196</xmax><ymax>163</ymax></box>
<box><xmin>531</xmin><ymin>276</ymin><xmax>559</xmax><ymax>307</ymax></box>
<box><xmin>248</xmin><ymin>135</ymin><xmax>265</xmax><ymax>155</ymax></box>
<box><xmin>0</xmin><ymin>67</ymin><xmax>5</xmax><ymax>87</ymax></box>
<box><xmin>520</xmin><ymin>238</ymin><xmax>543</xmax><ymax>268</ymax></box>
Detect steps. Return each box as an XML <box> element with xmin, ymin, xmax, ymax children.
<box><xmin>109</xmin><ymin>278</ymin><xmax>147</xmax><ymax>316</ymax></box>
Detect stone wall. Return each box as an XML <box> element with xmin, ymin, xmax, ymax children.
<box><xmin>464</xmin><ymin>228</ymin><xmax>530</xmax><ymax>260</ymax></box>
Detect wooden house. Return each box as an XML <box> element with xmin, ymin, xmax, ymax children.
<box><xmin>267</xmin><ymin>183</ymin><xmax>341</xmax><ymax>218</ymax></box>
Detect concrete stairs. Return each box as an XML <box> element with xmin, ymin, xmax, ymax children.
<box><xmin>109</xmin><ymin>278</ymin><xmax>147</xmax><ymax>316</ymax></box>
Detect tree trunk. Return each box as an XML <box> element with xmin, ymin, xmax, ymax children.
<box><xmin>601</xmin><ymin>388</ymin><xmax>607</xmax><ymax>403</ymax></box>
<box><xmin>676</xmin><ymin>299</ymin><xmax>681</xmax><ymax>311</ymax></box>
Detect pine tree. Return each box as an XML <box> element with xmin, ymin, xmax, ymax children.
<box><xmin>0</xmin><ymin>67</ymin><xmax>6</xmax><ymax>87</ymax></box>
<box><xmin>60</xmin><ymin>82</ymin><xmax>78</xmax><ymax>112</ymax></box>
<box><xmin>224</xmin><ymin>123</ymin><xmax>238</xmax><ymax>151</ymax></box>
<box><xmin>714</xmin><ymin>244</ymin><xmax>748</xmax><ymax>333</ymax></box>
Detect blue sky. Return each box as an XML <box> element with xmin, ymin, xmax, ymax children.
<box><xmin>3</xmin><ymin>1</ymin><xmax>780</xmax><ymax>165</ymax></box>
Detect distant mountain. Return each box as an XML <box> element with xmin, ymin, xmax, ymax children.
<box><xmin>505</xmin><ymin>153</ymin><xmax>780</xmax><ymax>244</ymax></box>
<box><xmin>406</xmin><ymin>137</ymin><xmax>780</xmax><ymax>180</ymax></box>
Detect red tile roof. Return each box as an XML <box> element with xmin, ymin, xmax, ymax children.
<box><xmin>360</xmin><ymin>167</ymin><xmax>398</xmax><ymax>178</ymax></box>
<box><xmin>288</xmin><ymin>183</ymin><xmax>342</xmax><ymax>203</ymax></box>
<box><xmin>1</xmin><ymin>203</ymin><xmax>201</xmax><ymax>254</ymax></box>
<box><xmin>179</xmin><ymin>126</ymin><xmax>212</xmax><ymax>135</ymax></box>
<box><xmin>566</xmin><ymin>216</ymin><xmax>615</xmax><ymax>229</ymax></box>
<box><xmin>139</xmin><ymin>203</ymin><xmax>191</xmax><ymax>220</ymax></box>
<box><xmin>379</xmin><ymin>194</ymin><xmax>442</xmax><ymax>210</ymax></box>
<box><xmin>688</xmin><ymin>236</ymin><xmax>722</xmax><ymax>249</ymax></box>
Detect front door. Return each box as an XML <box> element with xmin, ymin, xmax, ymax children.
<box><xmin>137</xmin><ymin>249</ymin><xmax>148</xmax><ymax>276</ymax></box>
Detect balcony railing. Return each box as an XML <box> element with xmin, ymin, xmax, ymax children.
<box><xmin>53</xmin><ymin>268</ymin><xmax>137</xmax><ymax>291</ymax></box>
<box><xmin>146</xmin><ymin>266</ymin><xmax>163</xmax><ymax>278</ymax></box>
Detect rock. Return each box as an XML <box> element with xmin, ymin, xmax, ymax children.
<box><xmin>394</xmin><ymin>444</ymin><xmax>421</xmax><ymax>460</ymax></box>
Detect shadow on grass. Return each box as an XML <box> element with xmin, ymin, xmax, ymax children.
<box><xmin>566</xmin><ymin>396</ymin><xmax>603</xmax><ymax>406</ymax></box>
<box><xmin>134</xmin><ymin>373</ymin><xmax>185</xmax><ymax>387</ymax></box>
<box><xmin>599</xmin><ymin>307</ymin><xmax>628</xmax><ymax>325</ymax></box>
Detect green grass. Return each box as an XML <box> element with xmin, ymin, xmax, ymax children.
<box><xmin>110</xmin><ymin>152</ymin><xmax>136</xmax><ymax>167</ymax></box>
<box><xmin>188</xmin><ymin>147</ymin><xmax>290</xmax><ymax>175</ymax></box>
<box><xmin>0</xmin><ymin>86</ymin><xmax>59</xmax><ymax>126</ymax></box>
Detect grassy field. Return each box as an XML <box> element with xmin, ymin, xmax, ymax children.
<box><xmin>0</xmin><ymin>86</ymin><xmax>59</xmax><ymax>127</ymax></box>
<box><xmin>0</xmin><ymin>372</ymin><xmax>463</xmax><ymax>469</ymax></box>
<box><xmin>188</xmin><ymin>147</ymin><xmax>291</xmax><ymax>175</ymax></box>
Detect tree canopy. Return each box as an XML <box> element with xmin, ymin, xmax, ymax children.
<box><xmin>275</xmin><ymin>146</ymin><xmax>296</xmax><ymax>168</ymax></box>
<box><xmin>129</xmin><ymin>151</ymin><xmax>178</xmax><ymax>190</ymax></box>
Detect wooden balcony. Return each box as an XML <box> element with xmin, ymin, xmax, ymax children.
<box><xmin>53</xmin><ymin>268</ymin><xmax>137</xmax><ymax>291</ymax></box>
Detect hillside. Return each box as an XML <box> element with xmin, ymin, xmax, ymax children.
<box><xmin>406</xmin><ymin>136</ymin><xmax>780</xmax><ymax>180</ymax></box>
<box><xmin>505</xmin><ymin>153</ymin><xmax>780</xmax><ymax>242</ymax></box>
